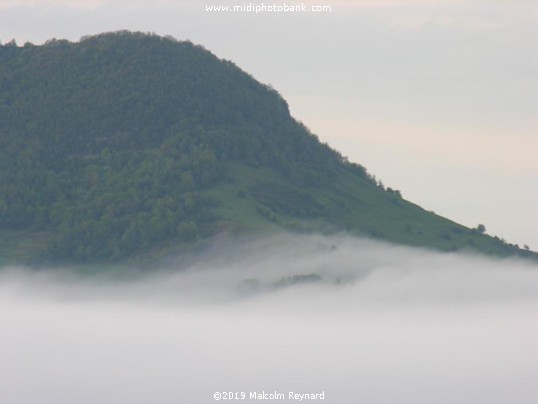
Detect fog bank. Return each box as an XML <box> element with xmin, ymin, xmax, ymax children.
<box><xmin>1</xmin><ymin>235</ymin><xmax>537</xmax><ymax>404</ymax></box>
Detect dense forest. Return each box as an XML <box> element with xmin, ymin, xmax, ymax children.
<box><xmin>0</xmin><ymin>32</ymin><xmax>533</xmax><ymax>263</ymax></box>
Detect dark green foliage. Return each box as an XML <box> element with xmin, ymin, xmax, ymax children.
<box><xmin>0</xmin><ymin>31</ymin><xmax>363</xmax><ymax>262</ymax></box>
<box><xmin>0</xmin><ymin>31</ymin><xmax>534</xmax><ymax>263</ymax></box>
<box><xmin>475</xmin><ymin>224</ymin><xmax>486</xmax><ymax>234</ymax></box>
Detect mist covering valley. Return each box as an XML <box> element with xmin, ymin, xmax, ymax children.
<box><xmin>1</xmin><ymin>234</ymin><xmax>536</xmax><ymax>404</ymax></box>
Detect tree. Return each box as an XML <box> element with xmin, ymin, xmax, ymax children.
<box><xmin>475</xmin><ymin>224</ymin><xmax>486</xmax><ymax>234</ymax></box>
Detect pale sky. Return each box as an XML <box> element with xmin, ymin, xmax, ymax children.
<box><xmin>1</xmin><ymin>0</ymin><xmax>537</xmax><ymax>248</ymax></box>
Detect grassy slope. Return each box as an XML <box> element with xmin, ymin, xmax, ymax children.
<box><xmin>208</xmin><ymin>162</ymin><xmax>531</xmax><ymax>258</ymax></box>
<box><xmin>0</xmin><ymin>159</ymin><xmax>533</xmax><ymax>266</ymax></box>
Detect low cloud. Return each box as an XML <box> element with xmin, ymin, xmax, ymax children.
<box><xmin>0</xmin><ymin>234</ymin><xmax>537</xmax><ymax>403</ymax></box>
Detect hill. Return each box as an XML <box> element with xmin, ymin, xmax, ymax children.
<box><xmin>0</xmin><ymin>31</ymin><xmax>533</xmax><ymax>264</ymax></box>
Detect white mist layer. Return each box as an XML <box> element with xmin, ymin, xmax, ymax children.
<box><xmin>0</xmin><ymin>235</ymin><xmax>537</xmax><ymax>404</ymax></box>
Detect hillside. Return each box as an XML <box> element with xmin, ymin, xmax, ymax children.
<box><xmin>0</xmin><ymin>31</ymin><xmax>533</xmax><ymax>264</ymax></box>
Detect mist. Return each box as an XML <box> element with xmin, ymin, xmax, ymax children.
<box><xmin>1</xmin><ymin>234</ymin><xmax>537</xmax><ymax>404</ymax></box>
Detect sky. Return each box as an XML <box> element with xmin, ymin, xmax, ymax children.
<box><xmin>0</xmin><ymin>0</ymin><xmax>537</xmax><ymax>248</ymax></box>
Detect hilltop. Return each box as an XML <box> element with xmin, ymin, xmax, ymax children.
<box><xmin>0</xmin><ymin>31</ymin><xmax>533</xmax><ymax>264</ymax></box>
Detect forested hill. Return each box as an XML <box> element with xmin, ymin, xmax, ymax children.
<box><xmin>0</xmin><ymin>31</ymin><xmax>533</xmax><ymax>263</ymax></box>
